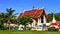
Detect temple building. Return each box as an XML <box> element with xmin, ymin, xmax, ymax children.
<box><xmin>18</xmin><ymin>7</ymin><xmax>47</xmax><ymax>30</ymax></box>
<box><xmin>18</xmin><ymin>7</ymin><xmax>60</xmax><ymax>31</ymax></box>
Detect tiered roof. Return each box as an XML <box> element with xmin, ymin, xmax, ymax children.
<box><xmin>18</xmin><ymin>8</ymin><xmax>47</xmax><ymax>19</ymax></box>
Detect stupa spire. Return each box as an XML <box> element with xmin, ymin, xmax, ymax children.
<box><xmin>52</xmin><ymin>13</ymin><xmax>56</xmax><ymax>23</ymax></box>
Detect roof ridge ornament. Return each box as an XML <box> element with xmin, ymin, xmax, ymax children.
<box><xmin>32</xmin><ymin>5</ymin><xmax>35</xmax><ymax>10</ymax></box>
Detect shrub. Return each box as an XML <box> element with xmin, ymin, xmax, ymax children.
<box><xmin>0</xmin><ymin>24</ymin><xmax>9</xmax><ymax>30</ymax></box>
<box><xmin>0</xmin><ymin>24</ymin><xmax>3</xmax><ymax>30</ymax></box>
<box><xmin>48</xmin><ymin>27</ymin><xmax>59</xmax><ymax>31</ymax></box>
<box><xmin>55</xmin><ymin>28</ymin><xmax>59</xmax><ymax>31</ymax></box>
<box><xmin>27</xmin><ymin>27</ymin><xmax>31</xmax><ymax>30</ymax></box>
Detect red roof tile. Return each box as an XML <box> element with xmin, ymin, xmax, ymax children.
<box><xmin>50</xmin><ymin>21</ymin><xmax>60</xmax><ymax>26</ymax></box>
<box><xmin>56</xmin><ymin>21</ymin><xmax>60</xmax><ymax>25</ymax></box>
<box><xmin>50</xmin><ymin>23</ymin><xmax>58</xmax><ymax>26</ymax></box>
<box><xmin>34</xmin><ymin>9</ymin><xmax>42</xmax><ymax>19</ymax></box>
<box><xmin>18</xmin><ymin>13</ymin><xmax>23</xmax><ymax>19</ymax></box>
<box><xmin>18</xmin><ymin>8</ymin><xmax>47</xmax><ymax>19</ymax></box>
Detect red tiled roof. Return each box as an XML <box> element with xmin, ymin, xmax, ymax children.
<box><xmin>50</xmin><ymin>21</ymin><xmax>60</xmax><ymax>26</ymax></box>
<box><xmin>18</xmin><ymin>8</ymin><xmax>47</xmax><ymax>19</ymax></box>
<box><xmin>23</xmin><ymin>9</ymin><xmax>37</xmax><ymax>18</ymax></box>
<box><xmin>56</xmin><ymin>21</ymin><xmax>60</xmax><ymax>25</ymax></box>
<box><xmin>18</xmin><ymin>13</ymin><xmax>23</xmax><ymax>19</ymax></box>
<box><xmin>50</xmin><ymin>22</ymin><xmax>58</xmax><ymax>26</ymax></box>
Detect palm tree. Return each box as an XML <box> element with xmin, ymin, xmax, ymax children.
<box><xmin>18</xmin><ymin>16</ymin><xmax>33</xmax><ymax>30</ymax></box>
<box><xmin>0</xmin><ymin>13</ymin><xmax>7</xmax><ymax>30</ymax></box>
<box><xmin>0</xmin><ymin>13</ymin><xmax>6</xmax><ymax>24</ymax></box>
<box><xmin>6</xmin><ymin>8</ymin><xmax>17</xmax><ymax>30</ymax></box>
<box><xmin>0</xmin><ymin>8</ymin><xmax>17</xmax><ymax>30</ymax></box>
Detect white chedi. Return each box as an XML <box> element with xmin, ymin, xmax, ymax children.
<box><xmin>52</xmin><ymin>15</ymin><xmax>56</xmax><ymax>23</ymax></box>
<box><xmin>51</xmin><ymin>14</ymin><xmax>59</xmax><ymax>28</ymax></box>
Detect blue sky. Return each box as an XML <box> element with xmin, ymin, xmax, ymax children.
<box><xmin>0</xmin><ymin>0</ymin><xmax>60</xmax><ymax>16</ymax></box>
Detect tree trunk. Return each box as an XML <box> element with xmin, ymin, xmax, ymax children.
<box><xmin>24</xmin><ymin>25</ymin><xmax>26</xmax><ymax>30</ymax></box>
<box><xmin>8</xmin><ymin>24</ymin><xmax>10</xmax><ymax>30</ymax></box>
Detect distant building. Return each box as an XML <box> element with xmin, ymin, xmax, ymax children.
<box><xmin>50</xmin><ymin>14</ymin><xmax>60</xmax><ymax>29</ymax></box>
<box><xmin>50</xmin><ymin>14</ymin><xmax>58</xmax><ymax>28</ymax></box>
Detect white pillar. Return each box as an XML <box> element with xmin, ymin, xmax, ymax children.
<box><xmin>32</xmin><ymin>19</ymin><xmax>36</xmax><ymax>27</ymax></box>
<box><xmin>43</xmin><ymin>16</ymin><xmax>46</xmax><ymax>24</ymax></box>
<box><xmin>28</xmin><ymin>24</ymin><xmax>31</xmax><ymax>27</ymax></box>
<box><xmin>40</xmin><ymin>18</ymin><xmax>41</xmax><ymax>23</ymax></box>
<box><xmin>38</xmin><ymin>18</ymin><xmax>40</xmax><ymax>26</ymax></box>
<box><xmin>32</xmin><ymin>23</ymin><xmax>33</xmax><ymax>27</ymax></box>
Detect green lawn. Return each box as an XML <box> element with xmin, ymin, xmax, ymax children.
<box><xmin>0</xmin><ymin>30</ymin><xmax>60</xmax><ymax>34</ymax></box>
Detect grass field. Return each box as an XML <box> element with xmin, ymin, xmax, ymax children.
<box><xmin>0</xmin><ymin>30</ymin><xmax>60</xmax><ymax>34</ymax></box>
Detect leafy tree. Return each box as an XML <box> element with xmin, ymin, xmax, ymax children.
<box><xmin>47</xmin><ymin>13</ymin><xmax>53</xmax><ymax>22</ymax></box>
<box><xmin>55</xmin><ymin>13</ymin><xmax>60</xmax><ymax>21</ymax></box>
<box><xmin>18</xmin><ymin>16</ymin><xmax>33</xmax><ymax>30</ymax></box>
<box><xmin>47</xmin><ymin>12</ymin><xmax>60</xmax><ymax>22</ymax></box>
<box><xmin>0</xmin><ymin>13</ymin><xmax>5</xmax><ymax>29</ymax></box>
<box><xmin>0</xmin><ymin>8</ymin><xmax>17</xmax><ymax>30</ymax></box>
<box><xmin>0</xmin><ymin>12</ymin><xmax>9</xmax><ymax>30</ymax></box>
<box><xmin>5</xmin><ymin>8</ymin><xmax>17</xmax><ymax>30</ymax></box>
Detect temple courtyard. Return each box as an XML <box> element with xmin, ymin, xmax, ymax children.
<box><xmin>0</xmin><ymin>30</ymin><xmax>60</xmax><ymax>34</ymax></box>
